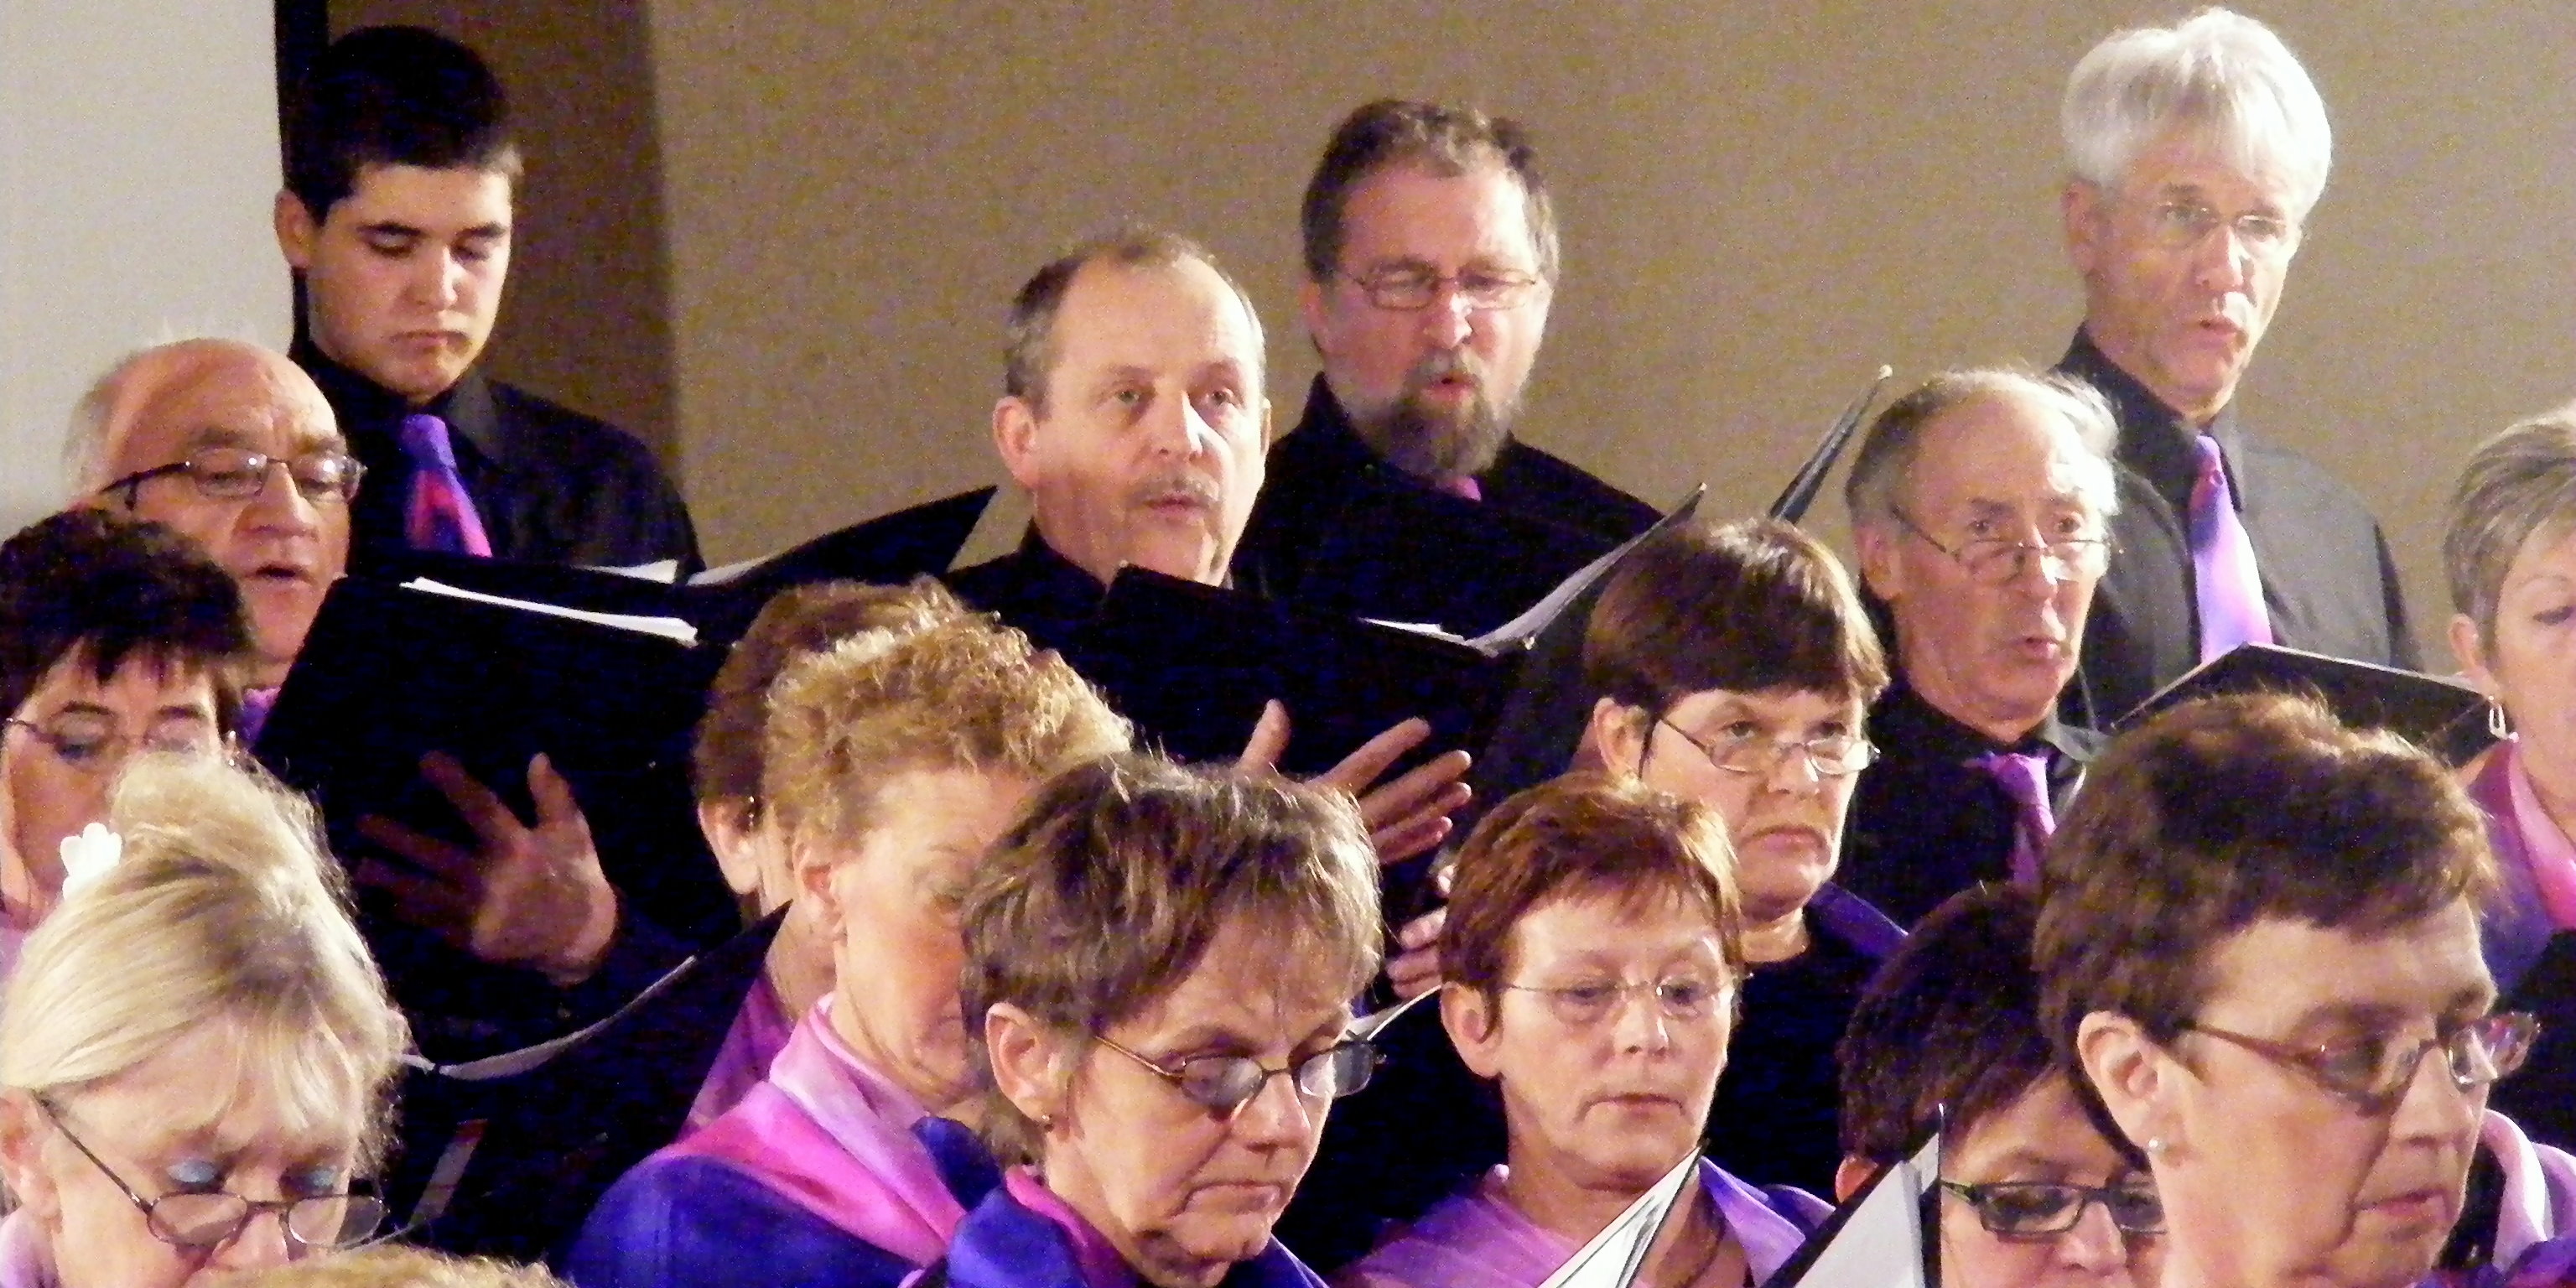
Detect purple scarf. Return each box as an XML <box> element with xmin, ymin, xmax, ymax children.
<box><xmin>662</xmin><ymin>999</ymin><xmax>974</xmax><ymax>1265</ymax></box>
<box><xmin>2469</xmin><ymin>742</ymin><xmax>2576</xmax><ymax>991</ymax></box>
<box><xmin>945</xmin><ymin>1172</ymin><xmax>1325</xmax><ymax>1288</ymax></box>
<box><xmin>683</xmin><ymin>971</ymin><xmax>793</xmax><ymax>1135</ymax></box>
<box><xmin>1341</xmin><ymin>1161</ymin><xmax>1825</xmax><ymax>1288</ymax></box>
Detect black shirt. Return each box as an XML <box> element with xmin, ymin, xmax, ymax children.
<box><xmin>1841</xmin><ymin>681</ymin><xmax>2100</xmax><ymax>928</ymax></box>
<box><xmin>942</xmin><ymin>529</ymin><xmax>1110</xmax><ymax>655</ymax></box>
<box><xmin>1233</xmin><ymin>377</ymin><xmax>1659</xmax><ymax>632</ymax></box>
<box><xmin>1702</xmin><ymin>906</ymin><xmax>1889</xmax><ymax>1196</ymax></box>
<box><xmin>2055</xmin><ymin>330</ymin><xmax>2418</xmax><ymax>725</ymax></box>
<box><xmin>294</xmin><ymin>342</ymin><xmax>702</xmax><ymax>576</ymax></box>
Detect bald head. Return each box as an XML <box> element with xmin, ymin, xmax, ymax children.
<box><xmin>71</xmin><ymin>340</ymin><xmax>351</xmax><ymax>687</ymax></box>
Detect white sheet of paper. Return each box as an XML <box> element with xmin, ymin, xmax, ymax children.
<box><xmin>1535</xmin><ymin>1150</ymin><xmax>1701</xmax><ymax>1288</ymax></box>
<box><xmin>401</xmin><ymin>578</ymin><xmax>701</xmax><ymax>647</ymax></box>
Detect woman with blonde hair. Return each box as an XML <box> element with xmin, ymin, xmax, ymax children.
<box><xmin>569</xmin><ymin>588</ymin><xmax>1132</xmax><ymax>1288</ymax></box>
<box><xmin>0</xmin><ymin>753</ymin><xmax>409</xmax><ymax>1287</ymax></box>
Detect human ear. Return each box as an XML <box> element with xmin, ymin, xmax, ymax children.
<box><xmin>274</xmin><ymin>190</ymin><xmax>320</xmax><ymax>271</ymax></box>
<box><xmin>698</xmin><ymin>799</ymin><xmax>761</xmax><ymax>900</ymax></box>
<box><xmin>1586</xmin><ymin>699</ymin><xmax>1650</xmax><ymax>781</ymax></box>
<box><xmin>2449</xmin><ymin>614</ymin><xmax>2497</xmax><ymax>693</ymax></box>
<box><xmin>993</xmin><ymin>397</ymin><xmax>1044</xmax><ymax>491</ymax></box>
<box><xmin>984</xmin><ymin>1002</ymin><xmax>1075</xmax><ymax>1127</ymax></box>
<box><xmin>2075</xmin><ymin>1011</ymin><xmax>2175</xmax><ymax>1157</ymax></box>
<box><xmin>793</xmin><ymin>839</ymin><xmax>846</xmax><ymax>940</ymax></box>
<box><xmin>2062</xmin><ymin>180</ymin><xmax>2106</xmax><ymax>278</ymax></box>
<box><xmin>1855</xmin><ymin>521</ymin><xmax>1904</xmax><ymax>603</ymax></box>
<box><xmin>0</xmin><ymin>1093</ymin><xmax>59</xmax><ymax>1225</ymax></box>
<box><xmin>1441</xmin><ymin>984</ymin><xmax>1506</xmax><ymax>1081</ymax></box>
<box><xmin>1832</xmin><ymin>1156</ymin><xmax>1880</xmax><ymax>1203</ymax></box>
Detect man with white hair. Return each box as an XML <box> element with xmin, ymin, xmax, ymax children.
<box><xmin>2054</xmin><ymin>7</ymin><xmax>2415</xmax><ymax>723</ymax></box>
<box><xmin>1838</xmin><ymin>370</ymin><xmax>2120</xmax><ymax>927</ymax></box>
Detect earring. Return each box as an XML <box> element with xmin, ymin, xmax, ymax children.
<box><xmin>2491</xmin><ymin>701</ymin><xmax>2513</xmax><ymax>741</ymax></box>
<box><xmin>2144</xmin><ymin>1136</ymin><xmax>2168</xmax><ymax>1156</ymax></box>
<box><xmin>1035</xmin><ymin>1113</ymin><xmax>1057</xmax><ymax>1132</ymax></box>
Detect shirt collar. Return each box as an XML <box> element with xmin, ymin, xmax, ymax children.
<box><xmin>1871</xmin><ymin>677</ymin><xmax>2088</xmax><ymax>762</ymax></box>
<box><xmin>2058</xmin><ymin>327</ymin><xmax>2246</xmax><ymax>517</ymax></box>
<box><xmin>290</xmin><ymin>338</ymin><xmax>508</xmax><ymax>470</ymax></box>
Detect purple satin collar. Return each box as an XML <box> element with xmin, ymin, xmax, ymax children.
<box><xmin>0</xmin><ymin>1211</ymin><xmax>55</xmax><ymax>1288</ymax></box>
<box><xmin>662</xmin><ymin>999</ymin><xmax>966</xmax><ymax>1264</ymax></box>
<box><xmin>1343</xmin><ymin>1161</ymin><xmax>1820</xmax><ymax>1288</ymax></box>
<box><xmin>1006</xmin><ymin>1169</ymin><xmax>1139</xmax><ymax>1288</ymax></box>
<box><xmin>683</xmin><ymin>971</ymin><xmax>794</xmax><ymax>1135</ymax></box>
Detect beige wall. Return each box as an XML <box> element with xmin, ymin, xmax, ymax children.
<box><xmin>420</xmin><ymin>3</ymin><xmax>2574</xmax><ymax>662</ymax></box>
<box><xmin>332</xmin><ymin>0</ymin><xmax>678</xmax><ymax>460</ymax></box>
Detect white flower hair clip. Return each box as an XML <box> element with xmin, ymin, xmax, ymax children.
<box><xmin>58</xmin><ymin>823</ymin><xmax>123</xmax><ymax>899</ymax></box>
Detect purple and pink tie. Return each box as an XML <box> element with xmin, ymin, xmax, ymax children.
<box><xmin>401</xmin><ymin>414</ymin><xmax>492</xmax><ymax>558</ymax></box>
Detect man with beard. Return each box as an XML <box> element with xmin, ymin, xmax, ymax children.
<box><xmin>2052</xmin><ymin>8</ymin><xmax>2414</xmax><ymax>724</ymax></box>
<box><xmin>1837</xmin><ymin>369</ymin><xmax>2117</xmax><ymax>927</ymax></box>
<box><xmin>1233</xmin><ymin>99</ymin><xmax>1659</xmax><ymax>626</ymax></box>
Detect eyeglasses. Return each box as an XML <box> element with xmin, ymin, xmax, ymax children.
<box><xmin>1094</xmin><ymin>1035</ymin><xmax>1383</xmax><ymax>1118</ymax></box>
<box><xmin>2183</xmin><ymin>1011</ymin><xmax>2541</xmax><ymax>1114</ymax></box>
<box><xmin>2142</xmin><ymin>200</ymin><xmax>2299</xmax><ymax>258</ymax></box>
<box><xmin>1655</xmin><ymin>717</ymin><xmax>1876</xmax><ymax>779</ymax></box>
<box><xmin>36</xmin><ymin>1098</ymin><xmax>385</xmax><ymax>1252</ymax></box>
<box><xmin>1892</xmin><ymin>511</ymin><xmax>2114</xmax><ymax>587</ymax></box>
<box><xmin>3</xmin><ymin>714</ymin><xmax>219</xmax><ymax>775</ymax></box>
<box><xmin>1939</xmin><ymin>1179</ymin><xmax>2165</xmax><ymax>1238</ymax></box>
<box><xmin>1338</xmin><ymin>265</ymin><xmax>1545</xmax><ymax>312</ymax></box>
<box><xmin>100</xmin><ymin>448</ymin><xmax>366</xmax><ymax>508</ymax></box>
<box><xmin>1504</xmin><ymin>975</ymin><xmax>1731</xmax><ymax>1027</ymax></box>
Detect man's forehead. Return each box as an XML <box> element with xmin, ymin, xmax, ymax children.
<box><xmin>1339</xmin><ymin>158</ymin><xmax>1537</xmax><ymax>267</ymax></box>
<box><xmin>110</xmin><ymin>345</ymin><xmax>339</xmax><ymax>470</ymax></box>
<box><xmin>329</xmin><ymin>161</ymin><xmax>515</xmax><ymax>231</ymax></box>
<box><xmin>1911</xmin><ymin>396</ymin><xmax>2090</xmax><ymax>498</ymax></box>
<box><xmin>1052</xmin><ymin>259</ymin><xmax>1261</xmax><ymax>372</ymax></box>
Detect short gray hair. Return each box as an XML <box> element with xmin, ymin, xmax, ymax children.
<box><xmin>2444</xmin><ymin>402</ymin><xmax>2576</xmax><ymax>649</ymax></box>
<box><xmin>1844</xmin><ymin>368</ymin><xmax>2121</xmax><ymax>531</ymax></box>
<box><xmin>2062</xmin><ymin>7</ymin><xmax>2332</xmax><ymax>220</ymax></box>
<box><xmin>1002</xmin><ymin>226</ymin><xmax>1266</xmax><ymax>417</ymax></box>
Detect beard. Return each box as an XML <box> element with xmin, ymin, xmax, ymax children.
<box><xmin>1348</xmin><ymin>349</ymin><xmax>1519</xmax><ymax>482</ymax></box>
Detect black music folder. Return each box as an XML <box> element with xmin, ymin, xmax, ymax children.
<box><xmin>2119</xmin><ymin>642</ymin><xmax>2494</xmax><ymax>763</ymax></box>
<box><xmin>372</xmin><ymin>486</ymin><xmax>995</xmax><ymax>646</ymax></box>
<box><xmin>1269</xmin><ymin>469</ymin><xmax>1634</xmax><ymax>638</ymax></box>
<box><xmin>254</xmin><ymin>577</ymin><xmax>738</xmax><ymax>947</ymax></box>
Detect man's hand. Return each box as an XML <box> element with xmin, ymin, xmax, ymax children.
<box><xmin>356</xmin><ymin>751</ymin><xmax>618</xmax><ymax>987</ymax></box>
<box><xmin>1237</xmin><ymin>701</ymin><xmax>1473</xmax><ymax>866</ymax></box>
<box><xmin>1386</xmin><ymin>906</ymin><xmax>1446</xmax><ymax>1000</ymax></box>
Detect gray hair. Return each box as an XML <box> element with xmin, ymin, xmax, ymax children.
<box><xmin>2444</xmin><ymin>402</ymin><xmax>2576</xmax><ymax>649</ymax></box>
<box><xmin>1844</xmin><ymin>368</ymin><xmax>2122</xmax><ymax>531</ymax></box>
<box><xmin>1002</xmin><ymin>226</ymin><xmax>1266</xmax><ymax>417</ymax></box>
<box><xmin>2063</xmin><ymin>7</ymin><xmax>2332</xmax><ymax>220</ymax></box>
<box><xmin>60</xmin><ymin>330</ymin><xmax>265</xmax><ymax>499</ymax></box>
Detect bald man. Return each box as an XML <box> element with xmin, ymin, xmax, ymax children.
<box><xmin>69</xmin><ymin>338</ymin><xmax>349</xmax><ymax>694</ymax></box>
<box><xmin>65</xmin><ymin>337</ymin><xmax>662</xmax><ymax>1019</ymax></box>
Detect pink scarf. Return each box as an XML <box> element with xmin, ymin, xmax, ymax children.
<box><xmin>1341</xmin><ymin>1163</ymin><xmax>1816</xmax><ymax>1288</ymax></box>
<box><xmin>2497</xmin><ymin>742</ymin><xmax>2576</xmax><ymax>929</ymax></box>
<box><xmin>664</xmin><ymin>999</ymin><xmax>969</xmax><ymax>1265</ymax></box>
<box><xmin>683</xmin><ymin>972</ymin><xmax>794</xmax><ymax>1135</ymax></box>
<box><xmin>1005</xmin><ymin>1168</ymin><xmax>1140</xmax><ymax>1288</ymax></box>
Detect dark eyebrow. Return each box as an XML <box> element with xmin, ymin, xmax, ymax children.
<box><xmin>455</xmin><ymin>223</ymin><xmax>510</xmax><ymax>242</ymax></box>
<box><xmin>356</xmin><ymin>221</ymin><xmax>426</xmax><ymax>240</ymax></box>
<box><xmin>182</xmin><ymin>427</ymin><xmax>256</xmax><ymax>452</ymax></box>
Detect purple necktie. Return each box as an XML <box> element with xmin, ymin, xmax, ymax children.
<box><xmin>400</xmin><ymin>414</ymin><xmax>493</xmax><ymax>557</ymax></box>
<box><xmin>1971</xmin><ymin>751</ymin><xmax>2055</xmax><ymax>888</ymax></box>
<box><xmin>2189</xmin><ymin>434</ymin><xmax>2271</xmax><ymax>662</ymax></box>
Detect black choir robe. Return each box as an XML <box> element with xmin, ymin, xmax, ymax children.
<box><xmin>2055</xmin><ymin>330</ymin><xmax>2417</xmax><ymax>726</ymax></box>
<box><xmin>295</xmin><ymin>342</ymin><xmax>702</xmax><ymax>576</ymax></box>
<box><xmin>1232</xmin><ymin>376</ymin><xmax>1659</xmax><ymax>626</ymax></box>
<box><xmin>1841</xmin><ymin>680</ymin><xmax>2101</xmax><ymax>928</ymax></box>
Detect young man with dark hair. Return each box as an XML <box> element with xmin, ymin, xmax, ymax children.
<box><xmin>275</xmin><ymin>25</ymin><xmax>698</xmax><ymax>573</ymax></box>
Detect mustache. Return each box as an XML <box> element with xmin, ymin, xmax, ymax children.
<box><xmin>1405</xmin><ymin>348</ymin><xmax>1488</xmax><ymax>393</ymax></box>
<box><xmin>1126</xmin><ymin>471</ymin><xmax>1221</xmax><ymax>510</ymax></box>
